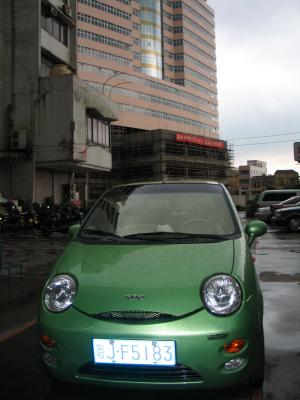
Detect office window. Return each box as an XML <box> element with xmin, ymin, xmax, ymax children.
<box><xmin>78</xmin><ymin>13</ymin><xmax>131</xmax><ymax>36</ymax></box>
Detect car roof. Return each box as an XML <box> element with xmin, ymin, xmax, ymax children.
<box><xmin>113</xmin><ymin>180</ymin><xmax>221</xmax><ymax>188</ymax></box>
<box><xmin>261</xmin><ymin>189</ymin><xmax>300</xmax><ymax>193</ymax></box>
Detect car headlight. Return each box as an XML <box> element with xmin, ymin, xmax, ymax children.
<box><xmin>258</xmin><ymin>207</ymin><xmax>269</xmax><ymax>212</ymax></box>
<box><xmin>44</xmin><ymin>274</ymin><xmax>77</xmax><ymax>312</ymax></box>
<box><xmin>201</xmin><ymin>275</ymin><xmax>242</xmax><ymax>315</ymax></box>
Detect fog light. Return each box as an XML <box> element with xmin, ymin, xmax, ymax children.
<box><xmin>224</xmin><ymin>357</ymin><xmax>245</xmax><ymax>370</ymax></box>
<box><xmin>40</xmin><ymin>333</ymin><xmax>56</xmax><ymax>348</ymax></box>
<box><xmin>224</xmin><ymin>338</ymin><xmax>245</xmax><ymax>353</ymax></box>
<box><xmin>43</xmin><ymin>351</ymin><xmax>58</xmax><ymax>366</ymax></box>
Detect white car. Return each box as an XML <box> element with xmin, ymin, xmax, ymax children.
<box><xmin>254</xmin><ymin>206</ymin><xmax>271</xmax><ymax>222</ymax></box>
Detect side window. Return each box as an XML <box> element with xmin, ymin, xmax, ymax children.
<box><xmin>278</xmin><ymin>193</ymin><xmax>296</xmax><ymax>201</ymax></box>
<box><xmin>262</xmin><ymin>192</ymin><xmax>296</xmax><ymax>202</ymax></box>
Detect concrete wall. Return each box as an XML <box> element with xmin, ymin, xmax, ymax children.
<box><xmin>13</xmin><ymin>0</ymin><xmax>40</xmax><ymax>141</ymax></box>
<box><xmin>38</xmin><ymin>75</ymin><xmax>74</xmax><ymax>163</ymax></box>
<box><xmin>0</xmin><ymin>1</ymin><xmax>11</xmax><ymax>149</ymax></box>
<box><xmin>0</xmin><ymin>0</ymin><xmax>39</xmax><ymax>147</ymax></box>
<box><xmin>231</xmin><ymin>195</ymin><xmax>246</xmax><ymax>208</ymax></box>
<box><xmin>0</xmin><ymin>0</ymin><xmax>40</xmax><ymax>201</ymax></box>
<box><xmin>35</xmin><ymin>169</ymin><xmax>70</xmax><ymax>204</ymax></box>
<box><xmin>85</xmin><ymin>145</ymin><xmax>112</xmax><ymax>171</ymax></box>
<box><xmin>0</xmin><ymin>159</ymin><xmax>33</xmax><ymax>201</ymax></box>
<box><xmin>41</xmin><ymin>29</ymin><xmax>71</xmax><ymax>66</ymax></box>
<box><xmin>38</xmin><ymin>74</ymin><xmax>117</xmax><ymax>169</ymax></box>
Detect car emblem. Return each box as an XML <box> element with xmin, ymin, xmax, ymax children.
<box><xmin>125</xmin><ymin>294</ymin><xmax>145</xmax><ymax>300</ymax></box>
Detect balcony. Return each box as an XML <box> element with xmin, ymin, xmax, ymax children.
<box><xmin>36</xmin><ymin>74</ymin><xmax>118</xmax><ymax>172</ymax></box>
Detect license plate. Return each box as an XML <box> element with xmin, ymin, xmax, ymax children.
<box><xmin>92</xmin><ymin>339</ymin><xmax>176</xmax><ymax>366</ymax></box>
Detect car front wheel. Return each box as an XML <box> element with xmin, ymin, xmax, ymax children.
<box><xmin>288</xmin><ymin>216</ymin><xmax>300</xmax><ymax>232</ymax></box>
<box><xmin>249</xmin><ymin>334</ymin><xmax>265</xmax><ymax>388</ymax></box>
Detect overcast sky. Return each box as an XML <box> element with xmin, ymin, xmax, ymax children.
<box><xmin>209</xmin><ymin>0</ymin><xmax>300</xmax><ymax>174</ymax></box>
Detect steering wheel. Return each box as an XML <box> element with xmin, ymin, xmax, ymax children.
<box><xmin>178</xmin><ymin>218</ymin><xmax>221</xmax><ymax>234</ymax></box>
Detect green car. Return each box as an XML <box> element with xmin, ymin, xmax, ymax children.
<box><xmin>38</xmin><ymin>182</ymin><xmax>267</xmax><ymax>390</ymax></box>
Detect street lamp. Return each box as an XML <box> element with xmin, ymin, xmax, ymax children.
<box><xmin>108</xmin><ymin>81</ymin><xmax>133</xmax><ymax>97</ymax></box>
<box><xmin>101</xmin><ymin>72</ymin><xmax>130</xmax><ymax>94</ymax></box>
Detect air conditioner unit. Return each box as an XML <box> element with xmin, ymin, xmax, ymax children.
<box><xmin>63</xmin><ymin>183</ymin><xmax>77</xmax><ymax>201</ymax></box>
<box><xmin>11</xmin><ymin>129</ymin><xmax>27</xmax><ymax>150</ymax></box>
<box><xmin>62</xmin><ymin>4</ymin><xmax>72</xmax><ymax>17</ymax></box>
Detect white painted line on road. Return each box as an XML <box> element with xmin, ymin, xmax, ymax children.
<box><xmin>0</xmin><ymin>319</ymin><xmax>37</xmax><ymax>343</ymax></box>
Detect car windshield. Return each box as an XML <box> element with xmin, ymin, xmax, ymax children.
<box><xmin>79</xmin><ymin>183</ymin><xmax>240</xmax><ymax>242</ymax></box>
<box><xmin>280</xmin><ymin>196</ymin><xmax>300</xmax><ymax>205</ymax></box>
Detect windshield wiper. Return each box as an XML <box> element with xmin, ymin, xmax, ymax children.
<box><xmin>123</xmin><ymin>232</ymin><xmax>230</xmax><ymax>241</ymax></box>
<box><xmin>81</xmin><ymin>228</ymin><xmax>122</xmax><ymax>241</ymax></box>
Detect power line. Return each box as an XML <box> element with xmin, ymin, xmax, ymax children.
<box><xmin>226</xmin><ymin>131</ymin><xmax>300</xmax><ymax>141</ymax></box>
<box><xmin>233</xmin><ymin>139</ymin><xmax>298</xmax><ymax>147</ymax></box>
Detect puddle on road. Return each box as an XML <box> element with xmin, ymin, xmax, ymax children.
<box><xmin>260</xmin><ymin>272</ymin><xmax>300</xmax><ymax>283</ymax></box>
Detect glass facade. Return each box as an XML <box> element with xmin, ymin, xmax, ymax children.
<box><xmin>140</xmin><ymin>0</ymin><xmax>163</xmax><ymax>79</ymax></box>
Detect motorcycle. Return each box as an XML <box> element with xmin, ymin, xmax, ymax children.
<box><xmin>40</xmin><ymin>203</ymin><xmax>83</xmax><ymax>237</ymax></box>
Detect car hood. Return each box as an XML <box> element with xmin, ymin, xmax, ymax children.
<box><xmin>276</xmin><ymin>205</ymin><xmax>300</xmax><ymax>213</ymax></box>
<box><xmin>55</xmin><ymin>240</ymin><xmax>234</xmax><ymax>316</ymax></box>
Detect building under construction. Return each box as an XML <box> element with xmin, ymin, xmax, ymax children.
<box><xmin>74</xmin><ymin>127</ymin><xmax>232</xmax><ymax>206</ymax></box>
<box><xmin>111</xmin><ymin>127</ymin><xmax>232</xmax><ymax>183</ymax></box>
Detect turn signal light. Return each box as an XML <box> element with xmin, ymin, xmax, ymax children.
<box><xmin>40</xmin><ymin>333</ymin><xmax>56</xmax><ymax>348</ymax></box>
<box><xmin>224</xmin><ymin>338</ymin><xmax>245</xmax><ymax>353</ymax></box>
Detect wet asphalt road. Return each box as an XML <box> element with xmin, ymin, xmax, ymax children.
<box><xmin>255</xmin><ymin>227</ymin><xmax>300</xmax><ymax>400</ymax></box>
<box><xmin>0</xmin><ymin>222</ymin><xmax>299</xmax><ymax>400</ymax></box>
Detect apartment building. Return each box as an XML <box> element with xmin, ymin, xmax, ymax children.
<box><xmin>239</xmin><ymin>160</ymin><xmax>267</xmax><ymax>195</ymax></box>
<box><xmin>0</xmin><ymin>0</ymin><xmax>117</xmax><ymax>205</ymax></box>
<box><xmin>274</xmin><ymin>169</ymin><xmax>299</xmax><ymax>189</ymax></box>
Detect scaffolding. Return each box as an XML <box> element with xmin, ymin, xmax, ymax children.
<box><xmin>112</xmin><ymin>127</ymin><xmax>234</xmax><ymax>184</ymax></box>
<box><xmin>75</xmin><ymin>127</ymin><xmax>234</xmax><ymax>205</ymax></box>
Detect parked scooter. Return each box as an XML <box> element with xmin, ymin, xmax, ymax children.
<box><xmin>40</xmin><ymin>203</ymin><xmax>83</xmax><ymax>237</ymax></box>
<box><xmin>0</xmin><ymin>200</ymin><xmax>24</xmax><ymax>231</ymax></box>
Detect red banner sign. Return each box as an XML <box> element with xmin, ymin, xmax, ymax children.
<box><xmin>176</xmin><ymin>133</ymin><xmax>225</xmax><ymax>149</ymax></box>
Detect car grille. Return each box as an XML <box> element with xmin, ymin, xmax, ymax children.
<box><xmin>93</xmin><ymin>310</ymin><xmax>175</xmax><ymax>321</ymax></box>
<box><xmin>79</xmin><ymin>363</ymin><xmax>203</xmax><ymax>382</ymax></box>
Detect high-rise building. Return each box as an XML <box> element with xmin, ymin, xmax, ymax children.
<box><xmin>76</xmin><ymin>0</ymin><xmax>231</xmax><ymax>195</ymax></box>
<box><xmin>77</xmin><ymin>0</ymin><xmax>219</xmax><ymax>137</ymax></box>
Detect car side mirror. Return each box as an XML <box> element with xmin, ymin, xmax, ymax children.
<box><xmin>68</xmin><ymin>223</ymin><xmax>80</xmax><ymax>240</ymax></box>
<box><xmin>245</xmin><ymin>220</ymin><xmax>267</xmax><ymax>247</ymax></box>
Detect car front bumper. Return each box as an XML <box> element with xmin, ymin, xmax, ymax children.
<box><xmin>271</xmin><ymin>215</ymin><xmax>285</xmax><ymax>226</ymax></box>
<box><xmin>254</xmin><ymin>211</ymin><xmax>270</xmax><ymax>222</ymax></box>
<box><xmin>38</xmin><ymin>297</ymin><xmax>263</xmax><ymax>390</ymax></box>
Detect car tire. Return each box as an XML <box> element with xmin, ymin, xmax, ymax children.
<box><xmin>41</xmin><ymin>226</ymin><xmax>51</xmax><ymax>238</ymax></box>
<box><xmin>48</xmin><ymin>377</ymin><xmax>70</xmax><ymax>394</ymax></box>
<box><xmin>250</xmin><ymin>337</ymin><xmax>265</xmax><ymax>388</ymax></box>
<box><xmin>288</xmin><ymin>216</ymin><xmax>300</xmax><ymax>232</ymax></box>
